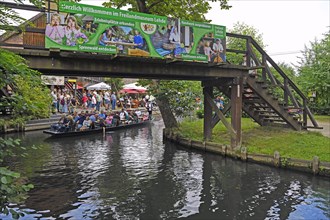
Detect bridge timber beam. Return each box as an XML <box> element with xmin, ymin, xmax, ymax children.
<box><xmin>9</xmin><ymin>49</ymin><xmax>247</xmax><ymax>80</ymax></box>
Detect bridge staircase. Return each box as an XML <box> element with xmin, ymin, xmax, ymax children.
<box><xmin>212</xmin><ymin>33</ymin><xmax>321</xmax><ymax>131</ymax></box>
<box><xmin>64</xmin><ymin>81</ymin><xmax>83</xmax><ymax>102</ymax></box>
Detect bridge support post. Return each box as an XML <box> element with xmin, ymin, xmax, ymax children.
<box><xmin>231</xmin><ymin>77</ymin><xmax>243</xmax><ymax>150</ymax></box>
<box><xmin>203</xmin><ymin>85</ymin><xmax>213</xmax><ymax>141</ymax></box>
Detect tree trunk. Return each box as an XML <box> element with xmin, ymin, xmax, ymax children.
<box><xmin>136</xmin><ymin>0</ymin><xmax>149</xmax><ymax>13</ymax></box>
<box><xmin>153</xmin><ymin>80</ymin><xmax>178</xmax><ymax>129</ymax></box>
<box><xmin>156</xmin><ymin>94</ymin><xmax>178</xmax><ymax>129</ymax></box>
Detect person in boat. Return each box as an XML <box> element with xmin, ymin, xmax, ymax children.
<box><xmin>105</xmin><ymin>112</ymin><xmax>113</xmax><ymax>126</ymax></box>
<box><xmin>145</xmin><ymin>99</ymin><xmax>153</xmax><ymax>120</ymax></box>
<box><xmin>80</xmin><ymin>116</ymin><xmax>91</xmax><ymax>131</ymax></box>
<box><xmin>51</xmin><ymin>114</ymin><xmax>68</xmax><ymax>132</ymax></box>
<box><xmin>98</xmin><ymin>117</ymin><xmax>106</xmax><ymax>128</ymax></box>
<box><xmin>99</xmin><ymin>110</ymin><xmax>106</xmax><ymax>120</ymax></box>
<box><xmin>112</xmin><ymin>113</ymin><xmax>120</xmax><ymax>126</ymax></box>
<box><xmin>72</xmin><ymin>111</ymin><xmax>79</xmax><ymax>123</ymax></box>
<box><xmin>65</xmin><ymin>115</ymin><xmax>75</xmax><ymax>132</ymax></box>
<box><xmin>119</xmin><ymin>108</ymin><xmax>128</xmax><ymax>122</ymax></box>
<box><xmin>129</xmin><ymin>111</ymin><xmax>138</xmax><ymax>123</ymax></box>
<box><xmin>75</xmin><ymin>112</ymin><xmax>86</xmax><ymax>130</ymax></box>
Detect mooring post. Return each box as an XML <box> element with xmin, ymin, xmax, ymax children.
<box><xmin>231</xmin><ymin>77</ymin><xmax>243</xmax><ymax>150</ymax></box>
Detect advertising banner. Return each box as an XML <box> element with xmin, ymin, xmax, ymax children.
<box><xmin>41</xmin><ymin>76</ymin><xmax>65</xmax><ymax>85</ymax></box>
<box><xmin>45</xmin><ymin>1</ymin><xmax>226</xmax><ymax>63</ymax></box>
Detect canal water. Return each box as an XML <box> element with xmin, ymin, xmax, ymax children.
<box><xmin>1</xmin><ymin>119</ymin><xmax>329</xmax><ymax>219</ymax></box>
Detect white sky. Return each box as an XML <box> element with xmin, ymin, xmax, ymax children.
<box><xmin>14</xmin><ymin>0</ymin><xmax>330</xmax><ymax>66</ymax></box>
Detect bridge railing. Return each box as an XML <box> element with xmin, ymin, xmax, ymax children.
<box><xmin>226</xmin><ymin>33</ymin><xmax>319</xmax><ymax>129</ymax></box>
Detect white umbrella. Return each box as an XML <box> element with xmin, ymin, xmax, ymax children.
<box><xmin>123</xmin><ymin>83</ymin><xmax>147</xmax><ymax>92</ymax></box>
<box><xmin>87</xmin><ymin>82</ymin><xmax>111</xmax><ymax>90</ymax></box>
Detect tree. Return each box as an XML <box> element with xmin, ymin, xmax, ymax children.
<box><xmin>226</xmin><ymin>22</ymin><xmax>266</xmax><ymax>65</ymax></box>
<box><xmin>104</xmin><ymin>77</ymin><xmax>124</xmax><ymax>93</ymax></box>
<box><xmin>0</xmin><ymin>0</ymin><xmax>43</xmax><ymax>32</ymax></box>
<box><xmin>103</xmin><ymin>0</ymin><xmax>231</xmax><ymax>21</ymax></box>
<box><xmin>102</xmin><ymin>0</ymin><xmax>231</xmax><ymax>128</ymax></box>
<box><xmin>0</xmin><ymin>49</ymin><xmax>52</xmax><ymax>129</ymax></box>
<box><xmin>296</xmin><ymin>33</ymin><xmax>330</xmax><ymax>113</ymax></box>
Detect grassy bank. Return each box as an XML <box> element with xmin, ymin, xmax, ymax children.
<box><xmin>179</xmin><ymin>118</ymin><xmax>330</xmax><ymax>162</ymax></box>
<box><xmin>314</xmin><ymin>115</ymin><xmax>330</xmax><ymax>123</ymax></box>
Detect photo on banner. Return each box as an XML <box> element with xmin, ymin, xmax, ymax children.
<box><xmin>45</xmin><ymin>1</ymin><xmax>226</xmax><ymax>63</ymax></box>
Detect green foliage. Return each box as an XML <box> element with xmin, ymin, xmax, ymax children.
<box><xmin>0</xmin><ymin>49</ymin><xmax>33</xmax><ymax>88</ymax></box>
<box><xmin>226</xmin><ymin>22</ymin><xmax>266</xmax><ymax>65</ymax></box>
<box><xmin>0</xmin><ymin>138</ymin><xmax>34</xmax><ymax>219</ymax></box>
<box><xmin>139</xmin><ymin>79</ymin><xmax>203</xmax><ymax>117</ymax></box>
<box><xmin>0</xmin><ymin>0</ymin><xmax>43</xmax><ymax>32</ymax></box>
<box><xmin>179</xmin><ymin>118</ymin><xmax>330</xmax><ymax>162</ymax></box>
<box><xmin>104</xmin><ymin>78</ymin><xmax>124</xmax><ymax>93</ymax></box>
<box><xmin>296</xmin><ymin>32</ymin><xmax>330</xmax><ymax>110</ymax></box>
<box><xmin>0</xmin><ymin>49</ymin><xmax>52</xmax><ymax>125</ymax></box>
<box><xmin>196</xmin><ymin>109</ymin><xmax>204</xmax><ymax>119</ymax></box>
<box><xmin>103</xmin><ymin>0</ymin><xmax>231</xmax><ymax>21</ymax></box>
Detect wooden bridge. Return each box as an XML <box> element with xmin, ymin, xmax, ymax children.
<box><xmin>0</xmin><ymin>1</ymin><xmax>321</xmax><ymax>149</ymax></box>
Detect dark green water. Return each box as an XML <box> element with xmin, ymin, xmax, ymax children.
<box><xmin>1</xmin><ymin>119</ymin><xmax>329</xmax><ymax>219</ymax></box>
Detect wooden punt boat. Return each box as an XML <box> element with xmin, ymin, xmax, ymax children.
<box><xmin>43</xmin><ymin>119</ymin><xmax>150</xmax><ymax>137</ymax></box>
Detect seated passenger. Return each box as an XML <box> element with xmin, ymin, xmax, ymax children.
<box><xmin>130</xmin><ymin>111</ymin><xmax>138</xmax><ymax>123</ymax></box>
<box><xmin>99</xmin><ymin>110</ymin><xmax>106</xmax><ymax>120</ymax></box>
<box><xmin>72</xmin><ymin>111</ymin><xmax>80</xmax><ymax>123</ymax></box>
<box><xmin>80</xmin><ymin>116</ymin><xmax>91</xmax><ymax>131</ymax></box>
<box><xmin>75</xmin><ymin>112</ymin><xmax>86</xmax><ymax>130</ymax></box>
<box><xmin>105</xmin><ymin>112</ymin><xmax>113</xmax><ymax>126</ymax></box>
<box><xmin>112</xmin><ymin>113</ymin><xmax>120</xmax><ymax>126</ymax></box>
<box><xmin>119</xmin><ymin>108</ymin><xmax>127</xmax><ymax>121</ymax></box>
<box><xmin>51</xmin><ymin>114</ymin><xmax>68</xmax><ymax>132</ymax></box>
<box><xmin>98</xmin><ymin>117</ymin><xmax>106</xmax><ymax>127</ymax></box>
<box><xmin>65</xmin><ymin>115</ymin><xmax>75</xmax><ymax>132</ymax></box>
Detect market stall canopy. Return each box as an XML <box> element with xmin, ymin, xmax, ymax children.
<box><xmin>86</xmin><ymin>82</ymin><xmax>111</xmax><ymax>90</ymax></box>
<box><xmin>120</xmin><ymin>83</ymin><xmax>147</xmax><ymax>93</ymax></box>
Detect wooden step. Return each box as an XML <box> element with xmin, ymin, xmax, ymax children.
<box><xmin>243</xmin><ymin>96</ymin><xmax>260</xmax><ymax>99</ymax></box>
<box><xmin>254</xmin><ymin>109</ymin><xmax>275</xmax><ymax>113</ymax></box>
<box><xmin>263</xmin><ymin>118</ymin><xmax>285</xmax><ymax>122</ymax></box>
<box><xmin>243</xmin><ymin>90</ymin><xmax>255</xmax><ymax>94</ymax></box>
<box><xmin>256</xmin><ymin>80</ymin><xmax>265</xmax><ymax>84</ymax></box>
<box><xmin>244</xmin><ymin>100</ymin><xmax>266</xmax><ymax>104</ymax></box>
<box><xmin>259</xmin><ymin>113</ymin><xmax>279</xmax><ymax>117</ymax></box>
<box><xmin>284</xmin><ymin>106</ymin><xmax>303</xmax><ymax>110</ymax></box>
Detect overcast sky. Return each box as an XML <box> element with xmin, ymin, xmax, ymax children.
<box><xmin>16</xmin><ymin>0</ymin><xmax>329</xmax><ymax>66</ymax></box>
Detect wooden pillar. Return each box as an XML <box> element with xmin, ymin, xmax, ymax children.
<box><xmin>203</xmin><ymin>85</ymin><xmax>213</xmax><ymax>141</ymax></box>
<box><xmin>303</xmin><ymin>98</ymin><xmax>307</xmax><ymax>128</ymax></box>
<box><xmin>231</xmin><ymin>77</ymin><xmax>243</xmax><ymax>149</ymax></box>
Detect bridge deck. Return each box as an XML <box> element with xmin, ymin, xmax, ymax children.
<box><xmin>11</xmin><ymin>48</ymin><xmax>248</xmax><ymax>80</ymax></box>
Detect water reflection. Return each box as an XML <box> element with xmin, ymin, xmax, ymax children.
<box><xmin>0</xmin><ymin>120</ymin><xmax>329</xmax><ymax>220</ymax></box>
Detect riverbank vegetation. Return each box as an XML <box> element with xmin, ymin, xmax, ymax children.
<box><xmin>0</xmin><ymin>49</ymin><xmax>51</xmax><ymax>130</ymax></box>
<box><xmin>179</xmin><ymin>118</ymin><xmax>330</xmax><ymax>162</ymax></box>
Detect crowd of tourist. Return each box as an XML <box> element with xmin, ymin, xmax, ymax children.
<box><xmin>51</xmin><ymin>88</ymin><xmax>148</xmax><ymax>114</ymax></box>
